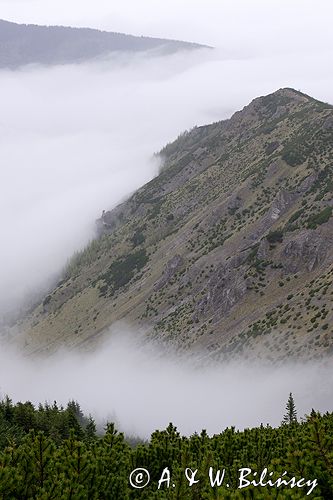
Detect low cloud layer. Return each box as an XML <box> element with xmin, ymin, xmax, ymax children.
<box><xmin>0</xmin><ymin>329</ymin><xmax>332</xmax><ymax>437</ymax></box>
<box><xmin>1</xmin><ymin>46</ymin><xmax>333</xmax><ymax>317</ymax></box>
<box><xmin>0</xmin><ymin>6</ymin><xmax>332</xmax><ymax>437</ymax></box>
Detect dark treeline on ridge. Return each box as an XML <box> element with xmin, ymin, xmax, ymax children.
<box><xmin>0</xmin><ymin>18</ymin><xmax>205</xmax><ymax>68</ymax></box>
<box><xmin>0</xmin><ymin>396</ymin><xmax>332</xmax><ymax>498</ymax></box>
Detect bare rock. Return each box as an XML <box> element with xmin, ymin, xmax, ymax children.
<box><xmin>323</xmin><ymin>115</ymin><xmax>333</xmax><ymax>130</ymax></box>
<box><xmin>268</xmin><ymin>189</ymin><xmax>299</xmax><ymax>221</ymax></box>
<box><xmin>96</xmin><ymin>203</ymin><xmax>127</xmax><ymax>236</ymax></box>
<box><xmin>257</xmin><ymin>238</ymin><xmax>270</xmax><ymax>260</ymax></box>
<box><xmin>228</xmin><ymin>194</ymin><xmax>242</xmax><ymax>212</ymax></box>
<box><xmin>251</xmin><ymin>189</ymin><xmax>299</xmax><ymax>243</ymax></box>
<box><xmin>266</xmin><ymin>159</ymin><xmax>281</xmax><ymax>177</ymax></box>
<box><xmin>195</xmin><ymin>263</ymin><xmax>248</xmax><ymax>321</ymax></box>
<box><xmin>265</xmin><ymin>141</ymin><xmax>280</xmax><ymax>155</ymax></box>
<box><xmin>297</xmin><ymin>173</ymin><xmax>318</xmax><ymax>193</ymax></box>
<box><xmin>272</xmin><ymin>105</ymin><xmax>287</xmax><ymax>120</ymax></box>
<box><xmin>282</xmin><ymin>230</ymin><xmax>333</xmax><ymax>273</ymax></box>
<box><xmin>154</xmin><ymin>254</ymin><xmax>184</xmax><ymax>291</ymax></box>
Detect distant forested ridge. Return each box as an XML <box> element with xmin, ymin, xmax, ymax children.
<box><xmin>0</xmin><ymin>19</ymin><xmax>206</xmax><ymax>68</ymax></box>
<box><xmin>0</xmin><ymin>396</ymin><xmax>332</xmax><ymax>498</ymax></box>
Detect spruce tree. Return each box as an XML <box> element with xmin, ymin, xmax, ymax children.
<box><xmin>282</xmin><ymin>392</ymin><xmax>298</xmax><ymax>424</ymax></box>
<box><xmin>85</xmin><ymin>416</ymin><xmax>97</xmax><ymax>442</ymax></box>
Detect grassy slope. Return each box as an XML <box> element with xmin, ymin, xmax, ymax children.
<box><xmin>20</xmin><ymin>88</ymin><xmax>333</xmax><ymax>361</ymax></box>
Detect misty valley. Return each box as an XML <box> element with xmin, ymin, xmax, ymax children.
<box><xmin>0</xmin><ymin>8</ymin><xmax>333</xmax><ymax>500</ymax></box>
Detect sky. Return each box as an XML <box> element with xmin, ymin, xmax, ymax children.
<box><xmin>0</xmin><ymin>0</ymin><xmax>332</xmax><ymax>432</ymax></box>
<box><xmin>0</xmin><ymin>0</ymin><xmax>332</xmax><ymax>51</ymax></box>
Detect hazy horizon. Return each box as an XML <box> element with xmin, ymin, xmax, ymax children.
<box><xmin>0</xmin><ymin>0</ymin><xmax>332</xmax><ymax>53</ymax></box>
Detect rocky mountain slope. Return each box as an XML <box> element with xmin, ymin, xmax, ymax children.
<box><xmin>0</xmin><ymin>19</ymin><xmax>205</xmax><ymax>68</ymax></box>
<box><xmin>18</xmin><ymin>88</ymin><xmax>333</xmax><ymax>362</ymax></box>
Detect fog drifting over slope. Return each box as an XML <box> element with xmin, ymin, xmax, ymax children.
<box><xmin>0</xmin><ymin>330</ymin><xmax>332</xmax><ymax>437</ymax></box>
<box><xmin>1</xmin><ymin>46</ymin><xmax>333</xmax><ymax>316</ymax></box>
<box><xmin>1</xmin><ymin>4</ymin><xmax>333</xmax><ymax>434</ymax></box>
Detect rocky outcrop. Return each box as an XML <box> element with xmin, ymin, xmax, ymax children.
<box><xmin>249</xmin><ymin>189</ymin><xmax>299</xmax><ymax>243</ymax></box>
<box><xmin>268</xmin><ymin>189</ymin><xmax>299</xmax><ymax>221</ymax></box>
<box><xmin>323</xmin><ymin>115</ymin><xmax>333</xmax><ymax>130</ymax></box>
<box><xmin>195</xmin><ymin>253</ymin><xmax>249</xmax><ymax>320</ymax></box>
<box><xmin>265</xmin><ymin>142</ymin><xmax>280</xmax><ymax>155</ymax></box>
<box><xmin>228</xmin><ymin>195</ymin><xmax>242</xmax><ymax>212</ymax></box>
<box><xmin>196</xmin><ymin>266</ymin><xmax>248</xmax><ymax>321</ymax></box>
<box><xmin>297</xmin><ymin>173</ymin><xmax>318</xmax><ymax>193</ymax></box>
<box><xmin>257</xmin><ymin>238</ymin><xmax>270</xmax><ymax>260</ymax></box>
<box><xmin>154</xmin><ymin>255</ymin><xmax>184</xmax><ymax>291</ymax></box>
<box><xmin>281</xmin><ymin>227</ymin><xmax>333</xmax><ymax>273</ymax></box>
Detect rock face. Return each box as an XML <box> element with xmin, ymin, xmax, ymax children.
<box><xmin>297</xmin><ymin>173</ymin><xmax>318</xmax><ymax>193</ymax></box>
<box><xmin>154</xmin><ymin>255</ymin><xmax>184</xmax><ymax>291</ymax></box>
<box><xmin>323</xmin><ymin>116</ymin><xmax>333</xmax><ymax>130</ymax></box>
<box><xmin>282</xmin><ymin>226</ymin><xmax>333</xmax><ymax>273</ymax></box>
<box><xmin>17</xmin><ymin>88</ymin><xmax>333</xmax><ymax>363</ymax></box>
<box><xmin>196</xmin><ymin>265</ymin><xmax>248</xmax><ymax>321</ymax></box>
<box><xmin>268</xmin><ymin>190</ymin><xmax>299</xmax><ymax>221</ymax></box>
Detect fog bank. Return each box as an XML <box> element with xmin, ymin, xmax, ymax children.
<box><xmin>0</xmin><ymin>330</ymin><xmax>332</xmax><ymax>437</ymax></box>
<box><xmin>1</xmin><ymin>46</ymin><xmax>333</xmax><ymax>317</ymax></box>
<box><xmin>0</xmin><ymin>2</ymin><xmax>332</xmax><ymax>441</ymax></box>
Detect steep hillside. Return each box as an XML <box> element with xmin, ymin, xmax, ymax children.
<box><xmin>0</xmin><ymin>19</ymin><xmax>206</xmax><ymax>68</ymax></box>
<box><xmin>19</xmin><ymin>88</ymin><xmax>333</xmax><ymax>361</ymax></box>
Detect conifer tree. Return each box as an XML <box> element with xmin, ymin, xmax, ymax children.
<box><xmin>282</xmin><ymin>392</ymin><xmax>298</xmax><ymax>424</ymax></box>
<box><xmin>85</xmin><ymin>416</ymin><xmax>97</xmax><ymax>442</ymax></box>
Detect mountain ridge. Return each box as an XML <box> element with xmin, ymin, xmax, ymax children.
<box><xmin>0</xmin><ymin>18</ymin><xmax>208</xmax><ymax>68</ymax></box>
<box><xmin>13</xmin><ymin>88</ymin><xmax>333</xmax><ymax>362</ymax></box>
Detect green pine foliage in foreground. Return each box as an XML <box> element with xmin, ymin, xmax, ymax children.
<box><xmin>0</xmin><ymin>396</ymin><xmax>332</xmax><ymax>499</ymax></box>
